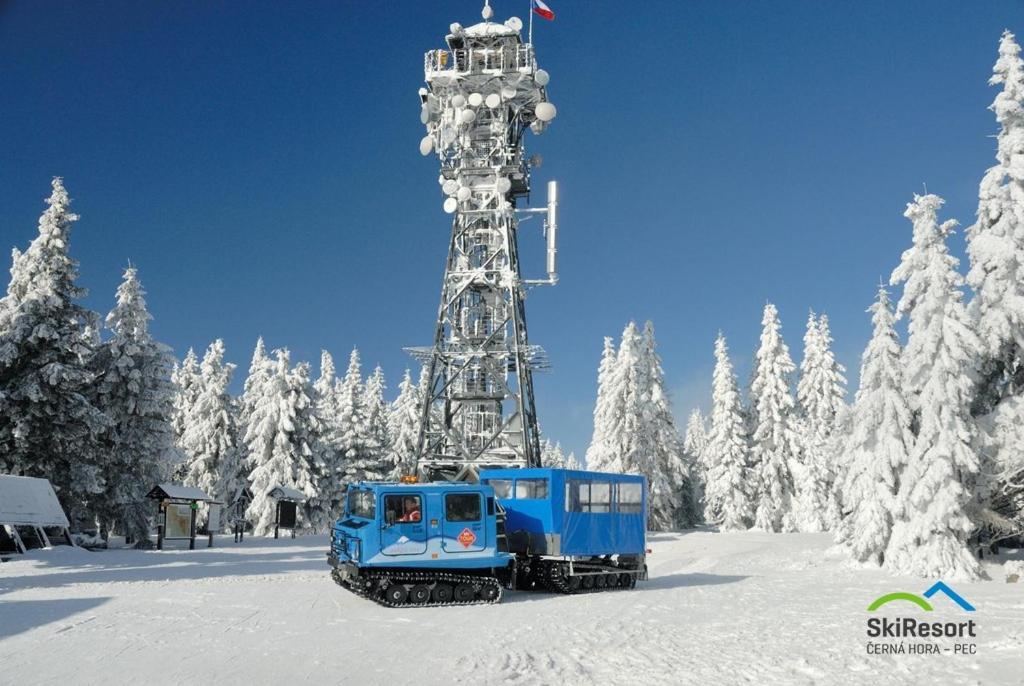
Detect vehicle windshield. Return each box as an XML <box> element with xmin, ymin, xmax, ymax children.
<box><xmin>347</xmin><ymin>489</ymin><xmax>376</xmax><ymax>519</ymax></box>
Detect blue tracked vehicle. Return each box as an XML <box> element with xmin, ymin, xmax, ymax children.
<box><xmin>328</xmin><ymin>468</ymin><xmax>648</xmax><ymax>607</ymax></box>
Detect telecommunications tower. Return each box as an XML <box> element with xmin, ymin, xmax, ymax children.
<box><xmin>410</xmin><ymin>2</ymin><xmax>560</xmax><ymax>482</ymax></box>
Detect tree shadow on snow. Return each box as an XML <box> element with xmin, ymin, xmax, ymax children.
<box><xmin>641</xmin><ymin>572</ymin><xmax>747</xmax><ymax>590</ymax></box>
<box><xmin>0</xmin><ymin>543</ymin><xmax>329</xmax><ymax>594</ymax></box>
<box><xmin>0</xmin><ymin>597</ymin><xmax>111</xmax><ymax>639</ymax></box>
<box><xmin>501</xmin><ymin>572</ymin><xmax>746</xmax><ymax>604</ymax></box>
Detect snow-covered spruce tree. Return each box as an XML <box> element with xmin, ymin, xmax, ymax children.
<box><xmin>170</xmin><ymin>348</ymin><xmax>201</xmax><ymax>478</ymax></box>
<box><xmin>94</xmin><ymin>266</ymin><xmax>178</xmax><ymax>543</ymax></box>
<box><xmin>642</xmin><ymin>322</ymin><xmax>698</xmax><ymax>529</ymax></box>
<box><xmin>180</xmin><ymin>339</ymin><xmax>240</xmax><ymax>524</ymax></box>
<box><xmin>683</xmin><ymin>408</ymin><xmax>709</xmax><ymax>522</ymax></box>
<box><xmin>541</xmin><ymin>439</ymin><xmax>567</xmax><ymax>468</ymax></box>
<box><xmin>749</xmin><ymin>303</ymin><xmax>800</xmax><ymax>532</ymax></box>
<box><xmin>886</xmin><ymin>194</ymin><xmax>982</xmax><ymax>580</ymax></box>
<box><xmin>365</xmin><ymin>365</ymin><xmax>394</xmax><ymax>476</ymax></box>
<box><xmin>837</xmin><ymin>286</ymin><xmax>913</xmax><ymax>564</ymax></box>
<box><xmin>966</xmin><ymin>30</ymin><xmax>1024</xmax><ymax>546</ymax></box>
<box><xmin>797</xmin><ymin>313</ymin><xmax>848</xmax><ymax>434</ymax></box>
<box><xmin>387</xmin><ymin>368</ymin><xmax>424</xmax><ymax>478</ymax></box>
<box><xmin>814</xmin><ymin>314</ymin><xmax>849</xmax><ymax>527</ymax></box>
<box><xmin>290</xmin><ymin>360</ymin><xmax>333</xmax><ymax>533</ymax></box>
<box><xmin>968</xmin><ymin>30</ymin><xmax>1024</xmax><ymax>412</ymax></box>
<box><xmin>793</xmin><ymin>311</ymin><xmax>847</xmax><ymax>532</ymax></box>
<box><xmin>244</xmin><ymin>350</ymin><xmax>318</xmax><ymax>536</ymax></box>
<box><xmin>336</xmin><ymin>348</ymin><xmax>385</xmax><ymax>483</ymax></box>
<box><xmin>585</xmin><ymin>336</ymin><xmax>622</xmax><ymax>473</ymax></box>
<box><xmin>565</xmin><ymin>451</ymin><xmax>583</xmax><ymax>470</ymax></box>
<box><xmin>309</xmin><ymin>350</ymin><xmax>343</xmax><ymax>524</ymax></box>
<box><xmin>237</xmin><ymin>337</ymin><xmax>273</xmax><ymax>464</ymax></box>
<box><xmin>704</xmin><ymin>333</ymin><xmax>754</xmax><ymax>530</ymax></box>
<box><xmin>0</xmin><ymin>178</ymin><xmax>109</xmax><ymax>526</ymax></box>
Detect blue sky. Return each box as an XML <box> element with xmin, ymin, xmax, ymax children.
<box><xmin>1</xmin><ymin>1</ymin><xmax>1020</xmax><ymax>458</ymax></box>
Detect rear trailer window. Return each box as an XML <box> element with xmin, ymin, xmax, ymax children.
<box><xmin>348</xmin><ymin>489</ymin><xmax>376</xmax><ymax>519</ymax></box>
<box><xmin>618</xmin><ymin>482</ymin><xmax>643</xmax><ymax>513</ymax></box>
<box><xmin>566</xmin><ymin>480</ymin><xmax>612</xmax><ymax>512</ymax></box>
<box><xmin>590</xmin><ymin>482</ymin><xmax>611</xmax><ymax>513</ymax></box>
<box><xmin>445</xmin><ymin>493</ymin><xmax>482</xmax><ymax>522</ymax></box>
<box><xmin>514</xmin><ymin>478</ymin><xmax>549</xmax><ymax>499</ymax></box>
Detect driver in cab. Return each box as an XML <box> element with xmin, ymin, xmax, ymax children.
<box><xmin>397</xmin><ymin>496</ymin><xmax>421</xmax><ymax>523</ymax></box>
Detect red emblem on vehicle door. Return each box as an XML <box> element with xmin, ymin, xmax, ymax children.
<box><xmin>457</xmin><ymin>527</ymin><xmax>477</xmax><ymax>548</ymax></box>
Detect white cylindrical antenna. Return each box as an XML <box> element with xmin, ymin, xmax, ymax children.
<box><xmin>546</xmin><ymin>180</ymin><xmax>558</xmax><ymax>281</ymax></box>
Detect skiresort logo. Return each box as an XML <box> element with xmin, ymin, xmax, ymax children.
<box><xmin>864</xmin><ymin>582</ymin><xmax>978</xmax><ymax>656</ymax></box>
<box><xmin>867</xmin><ymin>581</ymin><xmax>976</xmax><ymax>613</ymax></box>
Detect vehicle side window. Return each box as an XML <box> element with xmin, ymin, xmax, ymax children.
<box><xmin>590</xmin><ymin>482</ymin><xmax>611</xmax><ymax>513</ymax></box>
<box><xmin>566</xmin><ymin>480</ymin><xmax>591</xmax><ymax>512</ymax></box>
<box><xmin>514</xmin><ymin>478</ymin><xmax>549</xmax><ymax>499</ymax></box>
<box><xmin>488</xmin><ymin>479</ymin><xmax>512</xmax><ymax>498</ymax></box>
<box><xmin>445</xmin><ymin>493</ymin><xmax>482</xmax><ymax>522</ymax></box>
<box><xmin>384</xmin><ymin>494</ymin><xmax>422</xmax><ymax>524</ymax></box>
<box><xmin>618</xmin><ymin>482</ymin><xmax>643</xmax><ymax>513</ymax></box>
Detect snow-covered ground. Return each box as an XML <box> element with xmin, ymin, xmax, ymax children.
<box><xmin>1</xmin><ymin>531</ymin><xmax>1022</xmax><ymax>685</ymax></box>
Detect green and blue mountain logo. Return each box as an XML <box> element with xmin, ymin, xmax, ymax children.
<box><xmin>867</xmin><ymin>581</ymin><xmax>975</xmax><ymax>613</ymax></box>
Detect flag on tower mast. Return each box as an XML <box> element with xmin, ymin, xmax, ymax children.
<box><xmin>532</xmin><ymin>0</ymin><xmax>555</xmax><ymax>21</ymax></box>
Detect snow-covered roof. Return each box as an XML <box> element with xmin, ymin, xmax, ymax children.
<box><xmin>0</xmin><ymin>475</ymin><xmax>70</xmax><ymax>527</ymax></box>
<box><xmin>268</xmin><ymin>486</ymin><xmax>307</xmax><ymax>502</ymax></box>
<box><xmin>462</xmin><ymin>21</ymin><xmax>518</xmax><ymax>38</ymax></box>
<box><xmin>146</xmin><ymin>483</ymin><xmax>214</xmax><ymax>502</ymax></box>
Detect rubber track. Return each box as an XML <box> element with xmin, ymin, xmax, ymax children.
<box><xmin>332</xmin><ymin>568</ymin><xmax>503</xmax><ymax>608</ymax></box>
<box><xmin>538</xmin><ymin>561</ymin><xmax>638</xmax><ymax>595</ymax></box>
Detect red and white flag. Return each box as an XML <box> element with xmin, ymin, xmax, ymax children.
<box><xmin>533</xmin><ymin>0</ymin><xmax>555</xmax><ymax>21</ymax></box>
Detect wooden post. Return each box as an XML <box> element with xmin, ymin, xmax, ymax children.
<box><xmin>189</xmin><ymin>502</ymin><xmax>197</xmax><ymax>551</ymax></box>
<box><xmin>157</xmin><ymin>504</ymin><xmax>165</xmax><ymax>551</ymax></box>
<box><xmin>274</xmin><ymin>501</ymin><xmax>280</xmax><ymax>540</ymax></box>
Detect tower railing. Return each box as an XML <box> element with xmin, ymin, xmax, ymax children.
<box><xmin>424</xmin><ymin>44</ymin><xmax>535</xmax><ymax>77</ymax></box>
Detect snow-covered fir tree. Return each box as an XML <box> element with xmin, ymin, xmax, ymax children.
<box><xmin>336</xmin><ymin>348</ymin><xmax>385</xmax><ymax>483</ymax></box>
<box><xmin>966</xmin><ymin>30</ymin><xmax>1024</xmax><ymax>546</ymax></box>
<box><xmin>684</xmin><ymin>408</ymin><xmax>709</xmax><ymax>521</ymax></box>
<box><xmin>585</xmin><ymin>336</ymin><xmax>622</xmax><ymax>473</ymax></box>
<box><xmin>0</xmin><ymin>178</ymin><xmax>109</xmax><ymax>525</ymax></box>
<box><xmin>541</xmin><ymin>439</ymin><xmax>567</xmax><ymax>468</ymax></box>
<box><xmin>837</xmin><ymin>286</ymin><xmax>913</xmax><ymax>564</ymax></box>
<box><xmin>237</xmin><ymin>337</ymin><xmax>273</xmax><ymax>462</ymax></box>
<box><xmin>748</xmin><ymin>303</ymin><xmax>800</xmax><ymax>532</ymax></box>
<box><xmin>565</xmin><ymin>451</ymin><xmax>583</xmax><ymax>470</ymax></box>
<box><xmin>704</xmin><ymin>333</ymin><xmax>754</xmax><ymax>530</ymax></box>
<box><xmin>309</xmin><ymin>350</ymin><xmax>344</xmax><ymax>524</ymax></box>
<box><xmin>170</xmin><ymin>347</ymin><xmax>201</xmax><ymax>476</ymax></box>
<box><xmin>886</xmin><ymin>194</ymin><xmax>982</xmax><ymax>580</ymax></box>
<box><xmin>180</xmin><ymin>340</ymin><xmax>239</xmax><ymax>522</ymax></box>
<box><xmin>364</xmin><ymin>365</ymin><xmax>394</xmax><ymax>476</ymax></box>
<box><xmin>792</xmin><ymin>311</ymin><xmax>847</xmax><ymax>532</ymax></box>
<box><xmin>388</xmin><ymin>368</ymin><xmax>424</xmax><ymax>479</ymax></box>
<box><xmin>94</xmin><ymin>266</ymin><xmax>178</xmax><ymax>544</ymax></box>
<box><xmin>244</xmin><ymin>350</ymin><xmax>318</xmax><ymax>536</ymax></box>
<box><xmin>642</xmin><ymin>322</ymin><xmax>698</xmax><ymax>529</ymax></box>
<box><xmin>584</xmin><ymin>323</ymin><xmax>695</xmax><ymax>529</ymax></box>
<box><xmin>683</xmin><ymin>409</ymin><xmax>708</xmax><ymax>471</ymax></box>
<box><xmin>796</xmin><ymin>313</ymin><xmax>848</xmax><ymax>434</ymax></box>
<box><xmin>290</xmin><ymin>360</ymin><xmax>333</xmax><ymax>532</ymax></box>
<box><xmin>968</xmin><ymin>30</ymin><xmax>1024</xmax><ymax>411</ymax></box>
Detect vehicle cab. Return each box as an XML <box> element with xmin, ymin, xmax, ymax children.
<box><xmin>328</xmin><ymin>480</ymin><xmax>514</xmax><ymax>584</ymax></box>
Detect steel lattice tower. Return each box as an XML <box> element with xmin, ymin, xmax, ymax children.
<box><xmin>409</xmin><ymin>4</ymin><xmax>559</xmax><ymax>482</ymax></box>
